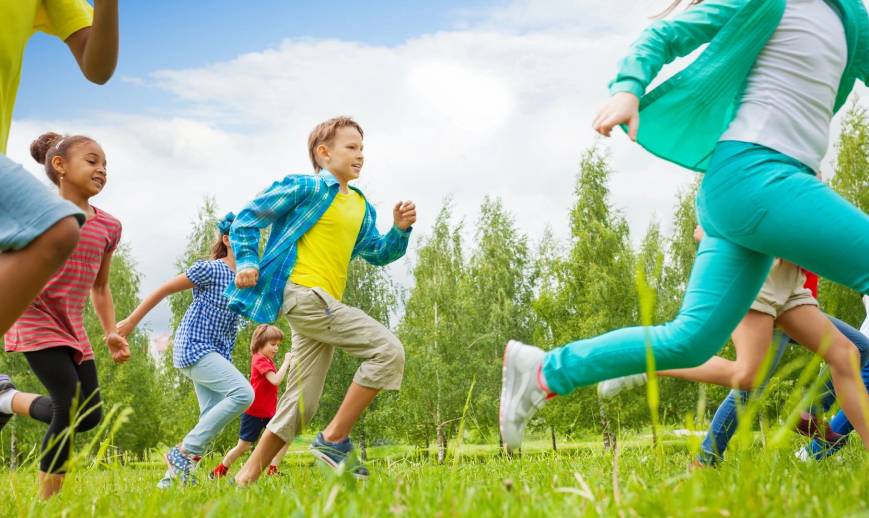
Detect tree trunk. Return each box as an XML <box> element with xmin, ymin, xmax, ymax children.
<box><xmin>550</xmin><ymin>425</ymin><xmax>557</xmax><ymax>452</ymax></box>
<box><xmin>600</xmin><ymin>402</ymin><xmax>616</xmax><ymax>452</ymax></box>
<box><xmin>436</xmin><ymin>424</ymin><xmax>448</xmax><ymax>464</ymax></box>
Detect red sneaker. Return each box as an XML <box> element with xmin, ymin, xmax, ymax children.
<box><xmin>210</xmin><ymin>463</ymin><xmax>229</xmax><ymax>480</ymax></box>
<box><xmin>267</xmin><ymin>465</ymin><xmax>279</xmax><ymax>476</ymax></box>
<box><xmin>796</xmin><ymin>412</ymin><xmax>829</xmax><ymax>440</ymax></box>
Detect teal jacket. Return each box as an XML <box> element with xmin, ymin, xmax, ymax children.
<box><xmin>609</xmin><ymin>0</ymin><xmax>869</xmax><ymax>172</ymax></box>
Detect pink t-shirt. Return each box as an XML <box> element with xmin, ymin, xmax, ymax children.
<box><xmin>5</xmin><ymin>207</ymin><xmax>122</xmax><ymax>364</ymax></box>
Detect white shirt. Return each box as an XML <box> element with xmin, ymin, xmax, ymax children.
<box><xmin>721</xmin><ymin>0</ymin><xmax>847</xmax><ymax>172</ymax></box>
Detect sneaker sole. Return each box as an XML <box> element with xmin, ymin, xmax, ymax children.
<box><xmin>309</xmin><ymin>446</ymin><xmax>369</xmax><ymax>481</ymax></box>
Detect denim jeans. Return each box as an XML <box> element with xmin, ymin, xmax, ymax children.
<box><xmin>180</xmin><ymin>352</ymin><xmax>254</xmax><ymax>456</ymax></box>
<box><xmin>699</xmin><ymin>315</ymin><xmax>869</xmax><ymax>464</ymax></box>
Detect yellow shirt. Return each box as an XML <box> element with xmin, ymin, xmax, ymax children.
<box><xmin>1</xmin><ymin>0</ymin><xmax>93</xmax><ymax>154</ymax></box>
<box><xmin>290</xmin><ymin>189</ymin><xmax>366</xmax><ymax>300</ymax></box>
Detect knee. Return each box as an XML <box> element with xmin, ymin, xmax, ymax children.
<box><xmin>380</xmin><ymin>336</ymin><xmax>405</xmax><ymax>374</ymax></box>
<box><xmin>235</xmin><ymin>384</ymin><xmax>255</xmax><ymax>409</ymax></box>
<box><xmin>827</xmin><ymin>341</ymin><xmax>861</xmax><ymax>374</ymax></box>
<box><xmin>78</xmin><ymin>406</ymin><xmax>103</xmax><ymax>432</ymax></box>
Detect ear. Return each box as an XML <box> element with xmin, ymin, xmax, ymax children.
<box><xmin>316</xmin><ymin>143</ymin><xmax>331</xmax><ymax>165</ymax></box>
<box><xmin>222</xmin><ymin>234</ymin><xmax>231</xmax><ymax>247</ymax></box>
<box><xmin>51</xmin><ymin>155</ymin><xmax>66</xmax><ymax>178</ymax></box>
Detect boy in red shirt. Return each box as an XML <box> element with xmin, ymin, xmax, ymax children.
<box><xmin>211</xmin><ymin>325</ymin><xmax>291</xmax><ymax>478</ymax></box>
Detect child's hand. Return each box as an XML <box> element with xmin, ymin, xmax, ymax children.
<box><xmin>393</xmin><ymin>201</ymin><xmax>417</xmax><ymax>230</ymax></box>
<box><xmin>283</xmin><ymin>352</ymin><xmax>292</xmax><ymax>364</ymax></box>
<box><xmin>117</xmin><ymin>318</ymin><xmax>134</xmax><ymax>338</ymax></box>
<box><xmin>693</xmin><ymin>225</ymin><xmax>704</xmax><ymax>242</ymax></box>
<box><xmin>106</xmin><ymin>333</ymin><xmax>131</xmax><ymax>364</ymax></box>
<box><xmin>236</xmin><ymin>268</ymin><xmax>259</xmax><ymax>288</ymax></box>
<box><xmin>593</xmin><ymin>92</ymin><xmax>640</xmax><ymax>141</ymax></box>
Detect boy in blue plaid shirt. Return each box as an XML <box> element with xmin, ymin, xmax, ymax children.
<box><xmin>233</xmin><ymin>116</ymin><xmax>415</xmax><ymax>484</ymax></box>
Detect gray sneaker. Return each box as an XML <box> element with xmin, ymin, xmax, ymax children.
<box><xmin>597</xmin><ymin>373</ymin><xmax>648</xmax><ymax>400</ymax></box>
<box><xmin>0</xmin><ymin>375</ymin><xmax>15</xmax><ymax>434</ymax></box>
<box><xmin>499</xmin><ymin>340</ymin><xmax>550</xmax><ymax>450</ymax></box>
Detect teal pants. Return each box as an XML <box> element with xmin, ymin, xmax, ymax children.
<box><xmin>543</xmin><ymin>141</ymin><xmax>869</xmax><ymax>394</ymax></box>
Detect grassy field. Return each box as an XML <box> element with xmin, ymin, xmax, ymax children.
<box><xmin>2</xmin><ymin>431</ymin><xmax>868</xmax><ymax>518</ymax></box>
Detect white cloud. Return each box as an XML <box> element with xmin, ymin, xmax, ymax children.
<box><xmin>8</xmin><ymin>0</ymin><xmax>868</xmax><ymax>333</ymax></box>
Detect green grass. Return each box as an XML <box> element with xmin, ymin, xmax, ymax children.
<box><xmin>2</xmin><ymin>431</ymin><xmax>868</xmax><ymax>517</ymax></box>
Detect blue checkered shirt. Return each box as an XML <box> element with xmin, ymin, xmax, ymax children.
<box><xmin>174</xmin><ymin>259</ymin><xmax>240</xmax><ymax>368</ymax></box>
<box><xmin>227</xmin><ymin>171</ymin><xmax>412</xmax><ymax>324</ymax></box>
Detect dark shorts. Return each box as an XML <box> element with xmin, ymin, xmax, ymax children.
<box><xmin>239</xmin><ymin>412</ymin><xmax>271</xmax><ymax>442</ymax></box>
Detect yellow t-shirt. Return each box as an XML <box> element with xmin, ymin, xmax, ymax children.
<box><xmin>1</xmin><ymin>0</ymin><xmax>93</xmax><ymax>154</ymax></box>
<box><xmin>290</xmin><ymin>189</ymin><xmax>366</xmax><ymax>300</ymax></box>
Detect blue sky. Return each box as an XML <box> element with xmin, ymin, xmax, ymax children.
<box><xmin>16</xmin><ymin>0</ymin><xmax>493</xmax><ymax>120</ymax></box>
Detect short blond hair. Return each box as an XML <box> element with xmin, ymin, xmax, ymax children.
<box><xmin>249</xmin><ymin>324</ymin><xmax>284</xmax><ymax>354</ymax></box>
<box><xmin>307</xmin><ymin>116</ymin><xmax>364</xmax><ymax>172</ymax></box>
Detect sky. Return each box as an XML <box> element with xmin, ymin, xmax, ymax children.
<box><xmin>9</xmin><ymin>0</ymin><xmax>869</xmax><ymax>338</ymax></box>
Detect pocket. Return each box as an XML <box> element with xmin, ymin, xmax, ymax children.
<box><xmin>310</xmin><ymin>287</ymin><xmax>335</xmax><ymax>315</ymax></box>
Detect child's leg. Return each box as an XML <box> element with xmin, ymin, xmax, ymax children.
<box><xmin>236</xmin><ymin>331</ymin><xmax>334</xmax><ymax>484</ymax></box>
<box><xmin>284</xmin><ymin>287</ymin><xmax>404</xmax><ymax>442</ymax></box>
<box><xmin>778</xmin><ymin>305</ymin><xmax>869</xmax><ymax>449</ymax></box>
<box><xmin>270</xmin><ymin>443</ymin><xmax>289</xmax><ymax>468</ymax></box>
<box><xmin>810</xmin><ymin>315</ymin><xmax>869</xmax><ymax>413</ymax></box>
<box><xmin>698</xmin><ymin>332</ymin><xmax>790</xmax><ymax>464</ymax></box>
<box><xmin>221</xmin><ymin>440</ymin><xmax>252</xmax><ymax>468</ymax></box>
<box><xmin>659</xmin><ymin>311</ymin><xmax>775</xmax><ymax>390</ymax></box>
<box><xmin>179</xmin><ymin>353</ymin><xmax>253</xmax><ymax>457</ymax></box>
<box><xmin>0</xmin><ymin>156</ymin><xmax>83</xmax><ymax>336</ymax></box>
<box><xmin>543</xmin><ymin>235</ymin><xmax>773</xmax><ymax>392</ymax></box>
<box><xmin>23</xmin><ymin>348</ymin><xmax>99</xmax><ymax>499</ymax></box>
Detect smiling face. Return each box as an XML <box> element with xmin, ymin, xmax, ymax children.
<box><xmin>317</xmin><ymin>126</ymin><xmax>364</xmax><ymax>183</ymax></box>
<box><xmin>52</xmin><ymin>140</ymin><xmax>108</xmax><ymax>198</ymax></box>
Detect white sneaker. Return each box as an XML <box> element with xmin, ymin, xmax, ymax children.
<box><xmin>597</xmin><ymin>373</ymin><xmax>648</xmax><ymax>400</ymax></box>
<box><xmin>499</xmin><ymin>340</ymin><xmax>550</xmax><ymax>450</ymax></box>
<box><xmin>794</xmin><ymin>446</ymin><xmax>811</xmax><ymax>462</ymax></box>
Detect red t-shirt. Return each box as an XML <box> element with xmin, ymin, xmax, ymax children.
<box><xmin>802</xmin><ymin>269</ymin><xmax>819</xmax><ymax>299</ymax></box>
<box><xmin>5</xmin><ymin>207</ymin><xmax>122</xmax><ymax>364</ymax></box>
<box><xmin>246</xmin><ymin>353</ymin><xmax>278</xmax><ymax>418</ymax></box>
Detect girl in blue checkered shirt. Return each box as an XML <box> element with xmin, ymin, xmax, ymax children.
<box><xmin>119</xmin><ymin>213</ymin><xmax>253</xmax><ymax>487</ymax></box>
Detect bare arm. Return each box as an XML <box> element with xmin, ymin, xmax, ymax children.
<box><xmin>264</xmin><ymin>353</ymin><xmax>293</xmax><ymax>386</ymax></box>
<box><xmin>91</xmin><ymin>250</ymin><xmax>130</xmax><ymax>363</ymax></box>
<box><xmin>118</xmin><ymin>274</ymin><xmax>195</xmax><ymax>336</ymax></box>
<box><xmin>65</xmin><ymin>0</ymin><xmax>119</xmax><ymax>84</ymax></box>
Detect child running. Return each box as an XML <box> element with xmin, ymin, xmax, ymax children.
<box><xmin>0</xmin><ymin>132</ymin><xmax>128</xmax><ymax>500</ymax></box>
<box><xmin>211</xmin><ymin>324</ymin><xmax>291</xmax><ymax>479</ymax></box>
<box><xmin>117</xmin><ymin>213</ymin><xmax>253</xmax><ymax>487</ymax></box>
<box><xmin>797</xmin><ymin>296</ymin><xmax>869</xmax><ymax>461</ymax></box>
<box><xmin>0</xmin><ymin>0</ymin><xmax>118</xmax><ymax>335</ymax></box>
<box><xmin>500</xmin><ymin>0</ymin><xmax>869</xmax><ymax>451</ymax></box>
<box><xmin>231</xmin><ymin>116</ymin><xmax>416</xmax><ymax>484</ymax></box>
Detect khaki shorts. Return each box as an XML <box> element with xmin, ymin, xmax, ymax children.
<box><xmin>267</xmin><ymin>282</ymin><xmax>405</xmax><ymax>442</ymax></box>
<box><xmin>750</xmin><ymin>259</ymin><xmax>817</xmax><ymax>318</ymax></box>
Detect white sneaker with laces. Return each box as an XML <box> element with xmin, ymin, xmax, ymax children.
<box><xmin>597</xmin><ymin>373</ymin><xmax>648</xmax><ymax>400</ymax></box>
<box><xmin>499</xmin><ymin>340</ymin><xmax>550</xmax><ymax>450</ymax></box>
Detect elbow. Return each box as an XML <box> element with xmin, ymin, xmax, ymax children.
<box><xmin>85</xmin><ymin>69</ymin><xmax>114</xmax><ymax>85</ymax></box>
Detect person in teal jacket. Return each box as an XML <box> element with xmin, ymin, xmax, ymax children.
<box><xmin>500</xmin><ymin>0</ymin><xmax>869</xmax><ymax>451</ymax></box>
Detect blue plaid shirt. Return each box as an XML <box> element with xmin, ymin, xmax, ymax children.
<box><xmin>227</xmin><ymin>171</ymin><xmax>412</xmax><ymax>323</ymax></box>
<box><xmin>174</xmin><ymin>259</ymin><xmax>240</xmax><ymax>368</ymax></box>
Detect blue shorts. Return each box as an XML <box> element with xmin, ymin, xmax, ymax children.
<box><xmin>239</xmin><ymin>412</ymin><xmax>271</xmax><ymax>442</ymax></box>
<box><xmin>0</xmin><ymin>154</ymin><xmax>84</xmax><ymax>251</ymax></box>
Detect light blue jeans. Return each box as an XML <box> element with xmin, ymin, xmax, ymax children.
<box><xmin>699</xmin><ymin>316</ymin><xmax>869</xmax><ymax>464</ymax></box>
<box><xmin>180</xmin><ymin>352</ymin><xmax>254</xmax><ymax>456</ymax></box>
<box><xmin>543</xmin><ymin>141</ymin><xmax>869</xmax><ymax>392</ymax></box>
